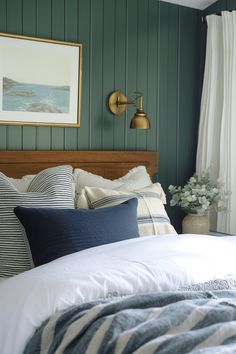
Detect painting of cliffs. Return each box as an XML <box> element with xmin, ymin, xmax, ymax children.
<box><xmin>2</xmin><ymin>77</ymin><xmax>70</xmax><ymax>113</ymax></box>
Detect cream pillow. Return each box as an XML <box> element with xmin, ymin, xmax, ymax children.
<box><xmin>77</xmin><ymin>184</ymin><xmax>176</xmax><ymax>236</ymax></box>
<box><xmin>9</xmin><ymin>175</ymin><xmax>35</xmax><ymax>192</ymax></box>
<box><xmin>115</xmin><ymin>166</ymin><xmax>153</xmax><ymax>191</ymax></box>
<box><xmin>73</xmin><ymin>165</ymin><xmax>153</xmax><ymax>200</ymax></box>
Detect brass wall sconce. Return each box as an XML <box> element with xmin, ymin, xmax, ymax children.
<box><xmin>108</xmin><ymin>91</ymin><xmax>150</xmax><ymax>129</ymax></box>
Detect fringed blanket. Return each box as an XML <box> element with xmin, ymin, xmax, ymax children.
<box><xmin>24</xmin><ymin>290</ymin><xmax>236</xmax><ymax>354</ymax></box>
<box><xmin>180</xmin><ymin>277</ymin><xmax>236</xmax><ymax>291</ymax></box>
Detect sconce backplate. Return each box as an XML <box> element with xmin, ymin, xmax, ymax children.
<box><xmin>108</xmin><ymin>91</ymin><xmax>128</xmax><ymax>115</ymax></box>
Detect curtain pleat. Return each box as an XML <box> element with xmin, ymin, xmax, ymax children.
<box><xmin>196</xmin><ymin>11</ymin><xmax>236</xmax><ymax>234</ymax></box>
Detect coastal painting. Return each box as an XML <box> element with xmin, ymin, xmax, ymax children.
<box><xmin>3</xmin><ymin>77</ymin><xmax>70</xmax><ymax>113</ymax></box>
<box><xmin>0</xmin><ymin>33</ymin><xmax>82</xmax><ymax>127</ymax></box>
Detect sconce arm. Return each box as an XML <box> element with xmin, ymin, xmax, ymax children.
<box><xmin>116</xmin><ymin>98</ymin><xmax>135</xmax><ymax>106</ymax></box>
<box><xmin>108</xmin><ymin>91</ymin><xmax>144</xmax><ymax>116</ymax></box>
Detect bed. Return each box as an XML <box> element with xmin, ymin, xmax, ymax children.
<box><xmin>0</xmin><ymin>150</ymin><xmax>236</xmax><ymax>354</ymax></box>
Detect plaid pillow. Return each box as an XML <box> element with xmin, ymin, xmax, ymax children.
<box><xmin>77</xmin><ymin>183</ymin><xmax>176</xmax><ymax>236</ymax></box>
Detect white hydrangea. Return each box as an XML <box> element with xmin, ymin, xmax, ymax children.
<box><xmin>168</xmin><ymin>168</ymin><xmax>228</xmax><ymax>214</ymax></box>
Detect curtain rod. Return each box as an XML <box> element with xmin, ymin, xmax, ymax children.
<box><xmin>202</xmin><ymin>9</ymin><xmax>236</xmax><ymax>24</ymax></box>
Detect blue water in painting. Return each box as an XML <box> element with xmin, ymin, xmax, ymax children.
<box><xmin>3</xmin><ymin>80</ymin><xmax>70</xmax><ymax>113</ymax></box>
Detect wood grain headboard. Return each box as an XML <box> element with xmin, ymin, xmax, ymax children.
<box><xmin>0</xmin><ymin>151</ymin><xmax>159</xmax><ymax>179</ymax></box>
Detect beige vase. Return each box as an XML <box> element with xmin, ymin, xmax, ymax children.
<box><xmin>182</xmin><ymin>213</ymin><xmax>210</xmax><ymax>234</ymax></box>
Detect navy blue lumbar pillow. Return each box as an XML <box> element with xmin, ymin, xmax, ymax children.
<box><xmin>14</xmin><ymin>198</ymin><xmax>139</xmax><ymax>267</ymax></box>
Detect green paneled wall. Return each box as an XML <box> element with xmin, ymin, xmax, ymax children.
<box><xmin>0</xmin><ymin>0</ymin><xmax>202</xmax><ymax>230</ymax></box>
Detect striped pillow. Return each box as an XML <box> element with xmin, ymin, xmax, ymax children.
<box><xmin>0</xmin><ymin>165</ymin><xmax>74</xmax><ymax>278</ymax></box>
<box><xmin>77</xmin><ymin>184</ymin><xmax>176</xmax><ymax>236</ymax></box>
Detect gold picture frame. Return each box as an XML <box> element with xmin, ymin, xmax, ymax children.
<box><xmin>0</xmin><ymin>32</ymin><xmax>82</xmax><ymax>127</ymax></box>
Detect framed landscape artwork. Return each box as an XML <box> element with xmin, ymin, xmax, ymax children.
<box><xmin>0</xmin><ymin>33</ymin><xmax>82</xmax><ymax>127</ymax></box>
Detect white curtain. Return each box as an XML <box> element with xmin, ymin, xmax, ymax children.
<box><xmin>196</xmin><ymin>11</ymin><xmax>236</xmax><ymax>234</ymax></box>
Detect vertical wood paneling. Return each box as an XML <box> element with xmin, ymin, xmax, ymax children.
<box><xmin>178</xmin><ymin>7</ymin><xmax>201</xmax><ymax>230</ymax></box>
<box><xmin>136</xmin><ymin>0</ymin><xmax>148</xmax><ymax>150</ymax></box>
<box><xmin>0</xmin><ymin>0</ymin><xmax>202</xmax><ymax>229</ymax></box>
<box><xmin>0</xmin><ymin>0</ymin><xmax>7</xmax><ymax>149</ymax></box>
<box><xmin>126</xmin><ymin>0</ymin><xmax>138</xmax><ymax>150</ymax></box>
<box><xmin>36</xmin><ymin>0</ymin><xmax>52</xmax><ymax>150</ymax></box>
<box><xmin>166</xmin><ymin>4</ymin><xmax>179</xmax><ymax>187</ymax></box>
<box><xmin>102</xmin><ymin>0</ymin><xmax>115</xmax><ymax>150</ymax></box>
<box><xmin>64</xmin><ymin>0</ymin><xmax>78</xmax><ymax>150</ymax></box>
<box><xmin>114</xmin><ymin>0</ymin><xmax>126</xmax><ymax>150</ymax></box>
<box><xmin>0</xmin><ymin>0</ymin><xmax>6</xmax><ymax>35</ymax></box>
<box><xmin>6</xmin><ymin>0</ymin><xmax>23</xmax><ymax>150</ymax></box>
<box><xmin>146</xmin><ymin>0</ymin><xmax>158</xmax><ymax>152</ymax></box>
<box><xmin>51</xmin><ymin>0</ymin><xmax>65</xmax><ymax>150</ymax></box>
<box><xmin>90</xmin><ymin>0</ymin><xmax>103</xmax><ymax>149</ymax></box>
<box><xmin>165</xmin><ymin>4</ymin><xmax>179</xmax><ymax>227</ymax></box>
<box><xmin>22</xmin><ymin>0</ymin><xmax>37</xmax><ymax>150</ymax></box>
<box><xmin>158</xmin><ymin>2</ymin><xmax>180</xmax><ymax>229</ymax></box>
<box><xmin>78</xmin><ymin>0</ymin><xmax>90</xmax><ymax>149</ymax></box>
<box><xmin>158</xmin><ymin>2</ymin><xmax>169</xmax><ymax>190</ymax></box>
<box><xmin>227</xmin><ymin>0</ymin><xmax>236</xmax><ymax>9</ymax></box>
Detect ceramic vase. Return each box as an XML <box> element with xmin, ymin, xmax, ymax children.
<box><xmin>182</xmin><ymin>213</ymin><xmax>210</xmax><ymax>234</ymax></box>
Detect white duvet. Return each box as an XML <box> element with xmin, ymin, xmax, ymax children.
<box><xmin>1</xmin><ymin>234</ymin><xmax>236</xmax><ymax>354</ymax></box>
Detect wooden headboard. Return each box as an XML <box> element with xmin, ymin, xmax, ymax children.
<box><xmin>0</xmin><ymin>151</ymin><xmax>159</xmax><ymax>179</ymax></box>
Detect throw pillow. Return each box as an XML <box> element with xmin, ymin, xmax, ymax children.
<box><xmin>77</xmin><ymin>184</ymin><xmax>176</xmax><ymax>236</ymax></box>
<box><xmin>0</xmin><ymin>165</ymin><xmax>74</xmax><ymax>277</ymax></box>
<box><xmin>14</xmin><ymin>198</ymin><xmax>139</xmax><ymax>267</ymax></box>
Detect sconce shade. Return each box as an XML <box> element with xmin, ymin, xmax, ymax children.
<box><xmin>130</xmin><ymin>108</ymin><xmax>150</xmax><ymax>129</ymax></box>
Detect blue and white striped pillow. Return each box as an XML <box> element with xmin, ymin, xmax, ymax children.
<box><xmin>77</xmin><ymin>184</ymin><xmax>176</xmax><ymax>236</ymax></box>
<box><xmin>0</xmin><ymin>165</ymin><xmax>74</xmax><ymax>278</ymax></box>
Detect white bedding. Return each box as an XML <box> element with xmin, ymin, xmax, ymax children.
<box><xmin>1</xmin><ymin>234</ymin><xmax>236</xmax><ymax>354</ymax></box>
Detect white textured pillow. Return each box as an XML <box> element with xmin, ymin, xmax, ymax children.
<box><xmin>115</xmin><ymin>166</ymin><xmax>153</xmax><ymax>190</ymax></box>
<box><xmin>0</xmin><ymin>165</ymin><xmax>74</xmax><ymax>278</ymax></box>
<box><xmin>77</xmin><ymin>184</ymin><xmax>176</xmax><ymax>236</ymax></box>
<box><xmin>73</xmin><ymin>165</ymin><xmax>153</xmax><ymax>200</ymax></box>
<box><xmin>9</xmin><ymin>175</ymin><xmax>35</xmax><ymax>193</ymax></box>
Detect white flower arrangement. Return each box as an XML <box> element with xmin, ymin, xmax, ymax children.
<box><xmin>168</xmin><ymin>169</ymin><xmax>227</xmax><ymax>215</ymax></box>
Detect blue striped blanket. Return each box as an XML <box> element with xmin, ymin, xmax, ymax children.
<box><xmin>24</xmin><ymin>291</ymin><xmax>236</xmax><ymax>354</ymax></box>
